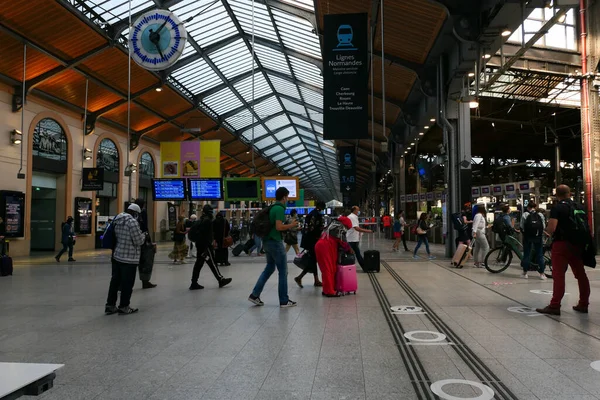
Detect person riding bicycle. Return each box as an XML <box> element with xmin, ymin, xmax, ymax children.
<box><xmin>519</xmin><ymin>202</ymin><xmax>547</xmax><ymax>280</ymax></box>
<box><xmin>492</xmin><ymin>205</ymin><xmax>514</xmax><ymax>241</ymax></box>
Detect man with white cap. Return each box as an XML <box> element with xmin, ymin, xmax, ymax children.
<box><xmin>105</xmin><ymin>203</ymin><xmax>147</xmax><ymax>315</ymax></box>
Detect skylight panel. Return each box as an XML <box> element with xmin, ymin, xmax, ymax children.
<box><xmin>289</xmin><ymin>56</ymin><xmax>323</xmax><ymax>88</ymax></box>
<box><xmin>241</xmin><ymin>124</ymin><xmax>267</xmax><ymax>141</ymax></box>
<box><xmin>281</xmin><ymin>98</ymin><xmax>306</xmax><ymax>115</ymax></box>
<box><xmin>210</xmin><ymin>39</ymin><xmax>258</xmax><ymax>79</ymax></box>
<box><xmin>229</xmin><ymin>0</ymin><xmax>278</xmax><ymax>41</ymax></box>
<box><xmin>268</xmin><ymin>74</ymin><xmax>301</xmax><ymax>98</ymax></box>
<box><xmin>274</xmin><ymin>127</ymin><xmax>296</xmax><ymax>141</ymax></box>
<box><xmin>272</xmin><ymin>8</ymin><xmax>322</xmax><ymax>59</ymax></box>
<box><xmin>225</xmin><ymin>110</ymin><xmax>254</xmax><ymax>130</ymax></box>
<box><xmin>253</xmin><ymin>44</ymin><xmax>290</xmax><ymax>75</ymax></box>
<box><xmin>233</xmin><ymin>73</ymin><xmax>271</xmax><ymax>102</ymax></box>
<box><xmin>299</xmin><ymin>87</ymin><xmax>323</xmax><ymax>108</ymax></box>
<box><xmin>254</xmin><ymin>96</ymin><xmax>283</xmax><ymax>118</ymax></box>
<box><xmin>184</xmin><ymin>1</ymin><xmax>237</xmax><ymax>47</ymax></box>
<box><xmin>86</xmin><ymin>0</ymin><xmax>151</xmax><ymax>24</ymax></box>
<box><xmin>265</xmin><ymin>115</ymin><xmax>290</xmax><ymax>131</ymax></box>
<box><xmin>171</xmin><ymin>58</ymin><xmax>221</xmax><ymax>94</ymax></box>
<box><xmin>256</xmin><ymin>136</ymin><xmax>277</xmax><ymax>148</ymax></box>
<box><xmin>203</xmin><ymin>87</ymin><xmax>243</xmax><ymax>115</ymax></box>
<box><xmin>264</xmin><ymin>145</ymin><xmax>283</xmax><ymax>157</ymax></box>
<box><xmin>291</xmin><ymin>116</ymin><xmax>312</xmax><ymax>129</ymax></box>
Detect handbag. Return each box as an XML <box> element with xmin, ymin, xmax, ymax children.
<box><xmin>416</xmin><ymin>227</ymin><xmax>426</xmax><ymax>235</ymax></box>
<box><xmin>293</xmin><ymin>251</ymin><xmax>310</xmax><ymax>270</ymax></box>
<box><xmin>338</xmin><ymin>250</ymin><xmax>355</xmax><ymax>266</ymax></box>
<box><xmin>223</xmin><ymin>235</ymin><xmax>234</xmax><ymax>248</ymax></box>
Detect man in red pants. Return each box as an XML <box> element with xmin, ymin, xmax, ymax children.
<box><xmin>537</xmin><ymin>185</ymin><xmax>590</xmax><ymax>316</ymax></box>
<box><xmin>314</xmin><ymin>216</ymin><xmax>353</xmax><ymax>297</ymax></box>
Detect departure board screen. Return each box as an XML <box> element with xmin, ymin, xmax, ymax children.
<box><xmin>188</xmin><ymin>179</ymin><xmax>222</xmax><ymax>200</ymax></box>
<box><xmin>152</xmin><ymin>179</ymin><xmax>186</xmax><ymax>201</ymax></box>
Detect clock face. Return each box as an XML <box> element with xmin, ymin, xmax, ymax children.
<box><xmin>130</xmin><ymin>10</ymin><xmax>188</xmax><ymax>71</ymax></box>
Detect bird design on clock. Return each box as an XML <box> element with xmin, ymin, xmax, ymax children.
<box><xmin>129</xmin><ymin>9</ymin><xmax>188</xmax><ymax>71</ymax></box>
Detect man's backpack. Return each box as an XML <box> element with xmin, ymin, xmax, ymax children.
<box><xmin>451</xmin><ymin>212</ymin><xmax>467</xmax><ymax>232</ymax></box>
<box><xmin>101</xmin><ymin>221</ymin><xmax>116</xmax><ymax>250</ymax></box>
<box><xmin>188</xmin><ymin>221</ymin><xmax>202</xmax><ymax>243</ymax></box>
<box><xmin>562</xmin><ymin>200</ymin><xmax>591</xmax><ymax>245</ymax></box>
<box><xmin>492</xmin><ymin>216</ymin><xmax>508</xmax><ymax>235</ymax></box>
<box><xmin>524</xmin><ymin>211</ymin><xmax>544</xmax><ymax>239</ymax></box>
<box><xmin>254</xmin><ymin>204</ymin><xmax>283</xmax><ymax>238</ymax></box>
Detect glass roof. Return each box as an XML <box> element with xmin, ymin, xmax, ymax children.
<box><xmin>75</xmin><ymin>0</ymin><xmax>339</xmax><ymax>199</ymax></box>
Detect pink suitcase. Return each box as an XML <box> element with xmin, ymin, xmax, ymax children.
<box><xmin>336</xmin><ymin>264</ymin><xmax>358</xmax><ymax>295</ymax></box>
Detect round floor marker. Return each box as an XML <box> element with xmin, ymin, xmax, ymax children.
<box><xmin>390</xmin><ymin>305</ymin><xmax>424</xmax><ymax>314</ymax></box>
<box><xmin>591</xmin><ymin>361</ymin><xmax>600</xmax><ymax>372</ymax></box>
<box><xmin>530</xmin><ymin>289</ymin><xmax>569</xmax><ymax>295</ymax></box>
<box><xmin>430</xmin><ymin>379</ymin><xmax>495</xmax><ymax>400</ymax></box>
<box><xmin>404</xmin><ymin>330</ymin><xmax>447</xmax><ymax>343</ymax></box>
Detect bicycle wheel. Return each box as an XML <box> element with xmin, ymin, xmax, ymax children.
<box><xmin>484</xmin><ymin>247</ymin><xmax>513</xmax><ymax>273</ymax></box>
<box><xmin>543</xmin><ymin>248</ymin><xmax>553</xmax><ymax>279</ymax></box>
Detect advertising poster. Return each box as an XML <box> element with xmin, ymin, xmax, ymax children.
<box><xmin>199</xmin><ymin>141</ymin><xmax>221</xmax><ymax>178</ymax></box>
<box><xmin>74</xmin><ymin>197</ymin><xmax>93</xmax><ymax>235</ymax></box>
<box><xmin>160</xmin><ymin>142</ymin><xmax>181</xmax><ymax>178</ymax></box>
<box><xmin>338</xmin><ymin>146</ymin><xmax>356</xmax><ymax>194</ymax></box>
<box><xmin>1</xmin><ymin>191</ymin><xmax>25</xmax><ymax>238</ymax></box>
<box><xmin>323</xmin><ymin>13</ymin><xmax>368</xmax><ymax>140</ymax></box>
<box><xmin>181</xmin><ymin>142</ymin><xmax>200</xmax><ymax>177</ymax></box>
<box><xmin>81</xmin><ymin>168</ymin><xmax>104</xmax><ymax>191</ymax></box>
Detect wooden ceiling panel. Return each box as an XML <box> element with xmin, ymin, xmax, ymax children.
<box><xmin>0</xmin><ymin>32</ymin><xmax>61</xmax><ymax>81</ymax></box>
<box><xmin>138</xmin><ymin>87</ymin><xmax>192</xmax><ymax>117</ymax></box>
<box><xmin>316</xmin><ymin>0</ymin><xmax>371</xmax><ymax>32</ymax></box>
<box><xmin>372</xmin><ymin>57</ymin><xmax>416</xmax><ymax>103</ymax></box>
<box><xmin>369</xmin><ymin>95</ymin><xmax>401</xmax><ymax>127</ymax></box>
<box><xmin>200</xmin><ymin>128</ymin><xmax>237</xmax><ymax>144</ymax></box>
<box><xmin>145</xmin><ymin>125</ymin><xmax>184</xmax><ymax>142</ymax></box>
<box><xmin>222</xmin><ymin>140</ymin><xmax>249</xmax><ymax>155</ymax></box>
<box><xmin>36</xmin><ymin>69</ymin><xmax>121</xmax><ymax>112</ymax></box>
<box><xmin>79</xmin><ymin>48</ymin><xmax>159</xmax><ymax>94</ymax></box>
<box><xmin>0</xmin><ymin>0</ymin><xmax>107</xmax><ymax>60</ymax></box>
<box><xmin>373</xmin><ymin>0</ymin><xmax>446</xmax><ymax>64</ymax></box>
<box><xmin>102</xmin><ymin>103</ymin><xmax>163</xmax><ymax>131</ymax></box>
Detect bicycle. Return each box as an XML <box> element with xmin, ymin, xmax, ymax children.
<box><xmin>484</xmin><ymin>234</ymin><xmax>553</xmax><ymax>278</ymax></box>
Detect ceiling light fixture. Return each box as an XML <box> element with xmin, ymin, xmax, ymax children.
<box><xmin>483</xmin><ymin>54</ymin><xmax>491</xmax><ymax>59</ymax></box>
<box><xmin>430</xmin><ymin>118</ymin><xmax>436</xmax><ymax>122</ymax></box>
<box><xmin>83</xmin><ymin>148</ymin><xmax>92</xmax><ymax>160</ymax></box>
<box><xmin>558</xmin><ymin>14</ymin><xmax>566</xmax><ymax>23</ymax></box>
<box><xmin>10</xmin><ymin>129</ymin><xmax>22</xmax><ymax>145</ymax></box>
<box><xmin>419</xmin><ymin>132</ymin><xmax>424</xmax><ymax>136</ymax></box>
<box><xmin>155</xmin><ymin>87</ymin><xmax>163</xmax><ymax>92</ymax></box>
<box><xmin>468</xmin><ymin>72</ymin><xmax>475</xmax><ymax>77</ymax></box>
<box><xmin>424</xmin><ymin>125</ymin><xmax>430</xmax><ymax>129</ymax></box>
<box><xmin>501</xmin><ymin>29</ymin><xmax>512</xmax><ymax>37</ymax></box>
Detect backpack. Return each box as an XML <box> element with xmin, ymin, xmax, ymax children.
<box><xmin>451</xmin><ymin>212</ymin><xmax>467</xmax><ymax>232</ymax></box>
<box><xmin>101</xmin><ymin>221</ymin><xmax>116</xmax><ymax>250</ymax></box>
<box><xmin>561</xmin><ymin>200</ymin><xmax>591</xmax><ymax>245</ymax></box>
<box><xmin>325</xmin><ymin>219</ymin><xmax>347</xmax><ymax>241</ymax></box>
<box><xmin>524</xmin><ymin>211</ymin><xmax>544</xmax><ymax>238</ymax></box>
<box><xmin>254</xmin><ymin>204</ymin><xmax>284</xmax><ymax>238</ymax></box>
<box><xmin>188</xmin><ymin>220</ymin><xmax>202</xmax><ymax>243</ymax></box>
<box><xmin>492</xmin><ymin>216</ymin><xmax>508</xmax><ymax>235</ymax></box>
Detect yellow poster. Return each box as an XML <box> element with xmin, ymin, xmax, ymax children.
<box><xmin>160</xmin><ymin>142</ymin><xmax>181</xmax><ymax>178</ymax></box>
<box><xmin>199</xmin><ymin>140</ymin><xmax>221</xmax><ymax>178</ymax></box>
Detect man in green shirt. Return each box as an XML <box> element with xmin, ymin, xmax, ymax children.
<box><xmin>249</xmin><ymin>187</ymin><xmax>300</xmax><ymax>308</ymax></box>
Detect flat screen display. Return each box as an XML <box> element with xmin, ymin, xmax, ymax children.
<box><xmin>188</xmin><ymin>179</ymin><xmax>222</xmax><ymax>200</ymax></box>
<box><xmin>1</xmin><ymin>191</ymin><xmax>25</xmax><ymax>238</ymax></box>
<box><xmin>152</xmin><ymin>179</ymin><xmax>186</xmax><ymax>201</ymax></box>
<box><xmin>224</xmin><ymin>178</ymin><xmax>260</xmax><ymax>201</ymax></box>
<box><xmin>262</xmin><ymin>177</ymin><xmax>299</xmax><ymax>200</ymax></box>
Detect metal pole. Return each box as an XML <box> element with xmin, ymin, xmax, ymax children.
<box><xmin>83</xmin><ymin>79</ymin><xmax>88</xmax><ymax>170</ymax></box>
<box><xmin>127</xmin><ymin>0</ymin><xmax>133</xmax><ymax>203</ymax></box>
<box><xmin>251</xmin><ymin>0</ymin><xmax>256</xmax><ymax>171</ymax></box>
<box><xmin>370</xmin><ymin>27</ymin><xmax>375</xmax><ymax>166</ymax></box>
<box><xmin>380</xmin><ymin>0</ymin><xmax>386</xmax><ymax>142</ymax></box>
<box><xmin>18</xmin><ymin>44</ymin><xmax>26</xmax><ymax>177</ymax></box>
<box><xmin>580</xmin><ymin>0</ymin><xmax>594</xmax><ymax>233</ymax></box>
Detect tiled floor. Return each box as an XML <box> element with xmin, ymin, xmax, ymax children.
<box><xmin>1</xmin><ymin>237</ymin><xmax>600</xmax><ymax>399</ymax></box>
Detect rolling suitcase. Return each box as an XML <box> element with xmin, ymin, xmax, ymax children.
<box><xmin>232</xmin><ymin>243</ymin><xmax>244</xmax><ymax>257</ymax></box>
<box><xmin>336</xmin><ymin>264</ymin><xmax>357</xmax><ymax>295</ymax></box>
<box><xmin>243</xmin><ymin>238</ymin><xmax>255</xmax><ymax>254</ymax></box>
<box><xmin>451</xmin><ymin>244</ymin><xmax>470</xmax><ymax>268</ymax></box>
<box><xmin>363</xmin><ymin>250</ymin><xmax>380</xmax><ymax>272</ymax></box>
<box><xmin>1</xmin><ymin>255</ymin><xmax>13</xmax><ymax>276</ymax></box>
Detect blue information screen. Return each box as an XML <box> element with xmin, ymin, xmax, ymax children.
<box><xmin>189</xmin><ymin>179</ymin><xmax>222</xmax><ymax>200</ymax></box>
<box><xmin>152</xmin><ymin>179</ymin><xmax>186</xmax><ymax>201</ymax></box>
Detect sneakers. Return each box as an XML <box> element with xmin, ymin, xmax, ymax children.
<box><xmin>189</xmin><ymin>282</ymin><xmax>204</xmax><ymax>290</ymax></box>
<box><xmin>118</xmin><ymin>306</ymin><xmax>139</xmax><ymax>315</ymax></box>
<box><xmin>280</xmin><ymin>300</ymin><xmax>297</xmax><ymax>308</ymax></box>
<box><xmin>536</xmin><ymin>306</ymin><xmax>560</xmax><ymax>316</ymax></box>
<box><xmin>105</xmin><ymin>305</ymin><xmax>118</xmax><ymax>315</ymax></box>
<box><xmin>68</xmin><ymin>258</ymin><xmax>76</xmax><ymax>262</ymax></box>
<box><xmin>248</xmin><ymin>294</ymin><xmax>264</xmax><ymax>306</ymax></box>
<box><xmin>413</xmin><ymin>255</ymin><xmax>419</xmax><ymax>259</ymax></box>
<box><xmin>539</xmin><ymin>273</ymin><xmax>547</xmax><ymax>280</ymax></box>
<box><xmin>219</xmin><ymin>278</ymin><xmax>232</xmax><ymax>288</ymax></box>
<box><xmin>55</xmin><ymin>256</ymin><xmax>60</xmax><ymax>263</ymax></box>
<box><xmin>573</xmin><ymin>305</ymin><xmax>588</xmax><ymax>313</ymax></box>
<box><xmin>521</xmin><ymin>272</ymin><xmax>528</xmax><ymax>279</ymax></box>
<box><xmin>428</xmin><ymin>255</ymin><xmax>436</xmax><ymax>260</ymax></box>
<box><xmin>294</xmin><ymin>276</ymin><xmax>303</xmax><ymax>288</ymax></box>
<box><xmin>142</xmin><ymin>281</ymin><xmax>157</xmax><ymax>289</ymax></box>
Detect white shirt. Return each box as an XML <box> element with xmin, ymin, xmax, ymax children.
<box><xmin>472</xmin><ymin>213</ymin><xmax>486</xmax><ymax>237</ymax></box>
<box><xmin>346</xmin><ymin>213</ymin><xmax>360</xmax><ymax>243</ymax></box>
<box><xmin>400</xmin><ymin>217</ymin><xmax>407</xmax><ymax>229</ymax></box>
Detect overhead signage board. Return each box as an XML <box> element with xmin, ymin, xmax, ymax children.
<box><xmin>262</xmin><ymin>177</ymin><xmax>299</xmax><ymax>200</ymax></box>
<box><xmin>81</xmin><ymin>168</ymin><xmax>104</xmax><ymax>191</ymax></box>
<box><xmin>338</xmin><ymin>146</ymin><xmax>356</xmax><ymax>194</ymax></box>
<box><xmin>188</xmin><ymin>178</ymin><xmax>222</xmax><ymax>200</ymax></box>
<box><xmin>151</xmin><ymin>179</ymin><xmax>186</xmax><ymax>201</ymax></box>
<box><xmin>323</xmin><ymin>13</ymin><xmax>368</xmax><ymax>140</ymax></box>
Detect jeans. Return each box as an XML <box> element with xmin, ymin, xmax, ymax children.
<box><xmin>549</xmin><ymin>241</ymin><xmax>590</xmax><ymax>309</ymax></box>
<box><xmin>473</xmin><ymin>234</ymin><xmax>490</xmax><ymax>264</ymax></box>
<box><xmin>521</xmin><ymin>238</ymin><xmax>545</xmax><ymax>273</ymax></box>
<box><xmin>401</xmin><ymin>231</ymin><xmax>409</xmax><ymax>251</ymax></box>
<box><xmin>414</xmin><ymin>235</ymin><xmax>430</xmax><ymax>256</ymax></box>
<box><xmin>106</xmin><ymin>259</ymin><xmax>137</xmax><ymax>308</ymax></box>
<box><xmin>348</xmin><ymin>242</ymin><xmax>364</xmax><ymax>268</ymax></box>
<box><xmin>191</xmin><ymin>243</ymin><xmax>223</xmax><ymax>283</ymax></box>
<box><xmin>252</xmin><ymin>240</ymin><xmax>289</xmax><ymax>304</ymax></box>
<box><xmin>249</xmin><ymin>234</ymin><xmax>262</xmax><ymax>254</ymax></box>
<box><xmin>56</xmin><ymin>241</ymin><xmax>73</xmax><ymax>260</ymax></box>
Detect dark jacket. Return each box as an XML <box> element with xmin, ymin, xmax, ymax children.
<box><xmin>417</xmin><ymin>219</ymin><xmax>429</xmax><ymax>235</ymax></box>
<box><xmin>301</xmin><ymin>209</ymin><xmax>324</xmax><ymax>252</ymax></box>
<box><xmin>213</xmin><ymin>215</ymin><xmax>230</xmax><ymax>248</ymax></box>
<box><xmin>194</xmin><ymin>213</ymin><xmax>214</xmax><ymax>247</ymax></box>
<box><xmin>138</xmin><ymin>209</ymin><xmax>149</xmax><ymax>233</ymax></box>
<box><xmin>61</xmin><ymin>222</ymin><xmax>73</xmax><ymax>244</ymax></box>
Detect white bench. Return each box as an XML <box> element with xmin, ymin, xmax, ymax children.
<box><xmin>0</xmin><ymin>363</ymin><xmax>63</xmax><ymax>400</ymax></box>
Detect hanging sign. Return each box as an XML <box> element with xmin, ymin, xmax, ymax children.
<box><xmin>472</xmin><ymin>187</ymin><xmax>481</xmax><ymax>197</ymax></box>
<box><xmin>323</xmin><ymin>13</ymin><xmax>368</xmax><ymax>140</ymax></box>
<box><xmin>167</xmin><ymin>202</ymin><xmax>177</xmax><ymax>230</ymax></box>
<box><xmin>199</xmin><ymin>140</ymin><xmax>221</xmax><ymax>178</ymax></box>
<box><xmin>419</xmin><ymin>193</ymin><xmax>426</xmax><ymax>202</ymax></box>
<box><xmin>400</xmin><ymin>195</ymin><xmax>406</xmax><ymax>203</ymax></box>
<box><xmin>160</xmin><ymin>141</ymin><xmax>221</xmax><ymax>178</ymax></box>
<box><xmin>518</xmin><ymin>181</ymin><xmax>532</xmax><ymax>194</ymax></box>
<box><xmin>81</xmin><ymin>168</ymin><xmax>104</xmax><ymax>191</ymax></box>
<box><xmin>338</xmin><ymin>146</ymin><xmax>356</xmax><ymax>194</ymax></box>
<box><xmin>426</xmin><ymin>192</ymin><xmax>434</xmax><ymax>202</ymax></box>
<box><xmin>504</xmin><ymin>183</ymin><xmax>516</xmax><ymax>194</ymax></box>
<box><xmin>481</xmin><ymin>186</ymin><xmax>491</xmax><ymax>196</ymax></box>
<box><xmin>492</xmin><ymin>185</ymin><xmax>504</xmax><ymax>195</ymax></box>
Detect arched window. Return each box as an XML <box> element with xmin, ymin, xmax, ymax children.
<box><xmin>140</xmin><ymin>152</ymin><xmax>155</xmax><ymax>178</ymax></box>
<box><xmin>97</xmin><ymin>139</ymin><xmax>119</xmax><ymax>173</ymax></box>
<box><xmin>33</xmin><ymin>118</ymin><xmax>68</xmax><ymax>172</ymax></box>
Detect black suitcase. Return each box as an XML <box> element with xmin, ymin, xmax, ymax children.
<box><xmin>363</xmin><ymin>250</ymin><xmax>380</xmax><ymax>273</ymax></box>
<box><xmin>243</xmin><ymin>238</ymin><xmax>255</xmax><ymax>254</ymax></box>
<box><xmin>1</xmin><ymin>255</ymin><xmax>13</xmax><ymax>276</ymax></box>
<box><xmin>232</xmin><ymin>244</ymin><xmax>244</xmax><ymax>257</ymax></box>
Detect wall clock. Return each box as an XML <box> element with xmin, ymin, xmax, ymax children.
<box><xmin>129</xmin><ymin>9</ymin><xmax>188</xmax><ymax>71</ymax></box>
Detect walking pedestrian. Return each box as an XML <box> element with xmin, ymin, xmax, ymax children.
<box><xmin>346</xmin><ymin>206</ymin><xmax>373</xmax><ymax>270</ymax></box>
<box><xmin>213</xmin><ymin>212</ymin><xmax>231</xmax><ymax>266</ymax></box>
<box><xmin>185</xmin><ymin>214</ymin><xmax>197</xmax><ymax>258</ymax></box>
<box><xmin>315</xmin><ymin>216</ymin><xmax>353</xmax><ymax>297</ymax></box>
<box><xmin>135</xmin><ymin>198</ymin><xmax>156</xmax><ymax>289</ymax></box>
<box><xmin>55</xmin><ymin>216</ymin><xmax>75</xmax><ymax>262</ymax></box>
<box><xmin>392</xmin><ymin>214</ymin><xmax>402</xmax><ymax>251</ymax></box>
<box><xmin>537</xmin><ymin>185</ymin><xmax>591</xmax><ymax>315</ymax></box>
<box><xmin>383</xmin><ymin>214</ymin><xmax>392</xmax><ymax>239</ymax></box>
<box><xmin>520</xmin><ymin>202</ymin><xmax>547</xmax><ymax>280</ymax></box>
<box><xmin>249</xmin><ymin>187</ymin><xmax>299</xmax><ymax>307</ymax></box>
<box><xmin>284</xmin><ymin>209</ymin><xmax>301</xmax><ymax>255</ymax></box>
<box><xmin>246</xmin><ymin>219</ymin><xmax>263</xmax><ymax>256</ymax></box>
<box><xmin>472</xmin><ymin>205</ymin><xmax>490</xmax><ymax>268</ymax></box>
<box><xmin>399</xmin><ymin>211</ymin><xmax>410</xmax><ymax>251</ymax></box>
<box><xmin>105</xmin><ymin>204</ymin><xmax>147</xmax><ymax>315</ymax></box>
<box><xmin>294</xmin><ymin>202</ymin><xmax>324</xmax><ymax>288</ymax></box>
<box><xmin>189</xmin><ymin>205</ymin><xmax>232</xmax><ymax>290</ymax></box>
<box><xmin>169</xmin><ymin>216</ymin><xmax>188</xmax><ymax>265</ymax></box>
<box><xmin>413</xmin><ymin>213</ymin><xmax>435</xmax><ymax>260</ymax></box>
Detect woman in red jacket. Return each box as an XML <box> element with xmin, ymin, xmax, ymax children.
<box><xmin>315</xmin><ymin>216</ymin><xmax>353</xmax><ymax>297</ymax></box>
